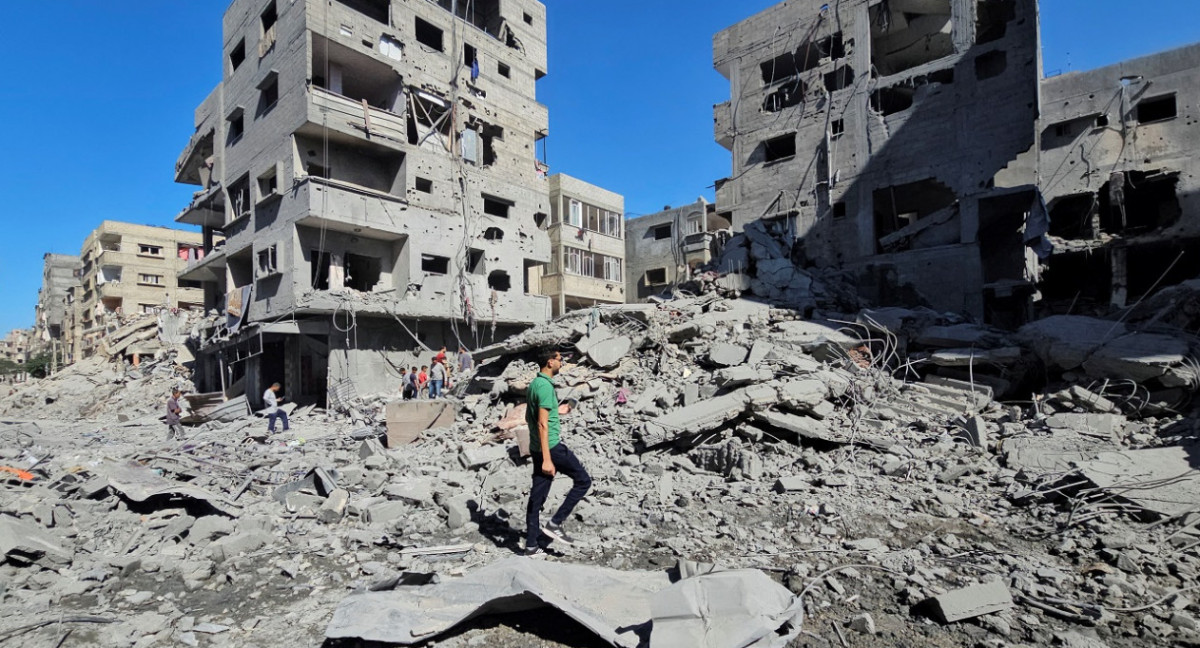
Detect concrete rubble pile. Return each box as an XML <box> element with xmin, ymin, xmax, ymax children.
<box><xmin>0</xmin><ymin>295</ymin><xmax>1198</xmax><ymax>647</ymax></box>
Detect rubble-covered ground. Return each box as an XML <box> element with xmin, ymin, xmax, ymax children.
<box><xmin>1</xmin><ymin>295</ymin><xmax>1199</xmax><ymax>648</ymax></box>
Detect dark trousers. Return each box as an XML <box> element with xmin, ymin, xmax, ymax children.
<box><xmin>526</xmin><ymin>443</ymin><xmax>591</xmax><ymax>547</ymax></box>
<box><xmin>268</xmin><ymin>410</ymin><xmax>289</xmax><ymax>432</ymax></box>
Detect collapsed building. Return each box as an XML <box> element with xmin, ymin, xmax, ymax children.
<box><xmin>70</xmin><ymin>222</ymin><xmax>208</xmax><ymax>362</ymax></box>
<box><xmin>33</xmin><ymin>253</ymin><xmax>80</xmax><ymax>368</ymax></box>
<box><xmin>1038</xmin><ymin>43</ymin><xmax>1200</xmax><ymax>316</ymax></box>
<box><xmin>172</xmin><ymin>0</ymin><xmax>553</xmax><ymax>408</ymax></box>
<box><xmin>712</xmin><ymin>0</ymin><xmax>1046</xmax><ymax>325</ymax></box>
<box><xmin>624</xmin><ymin>198</ymin><xmax>730</xmax><ymax>302</ymax></box>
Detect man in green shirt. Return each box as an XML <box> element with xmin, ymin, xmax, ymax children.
<box><xmin>524</xmin><ymin>348</ymin><xmax>591</xmax><ymax>556</ymax></box>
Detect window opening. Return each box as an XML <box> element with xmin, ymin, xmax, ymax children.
<box><xmin>138</xmin><ymin>273</ymin><xmax>164</xmax><ymax>286</ymax></box>
<box><xmin>763</xmin><ymin>78</ymin><xmax>807</xmax><ymax>113</ymax></box>
<box><xmin>463</xmin><ymin>43</ymin><xmax>477</xmax><ymax>67</ymax></box>
<box><xmin>379</xmin><ymin>35</ymin><xmax>404</xmax><ymax>61</ymax></box>
<box><xmin>762</xmin><ymin>133</ymin><xmax>796</xmax><ymax>162</ymax></box>
<box><xmin>421</xmin><ymin>254</ymin><xmax>449</xmax><ymax>274</ymax></box>
<box><xmin>230</xmin><ymin>40</ymin><xmax>246</xmax><ymax>72</ymax></box>
<box><xmin>534</xmin><ymin>212</ymin><xmax>548</xmax><ymax>230</ymax></box>
<box><xmin>257</xmin><ymin>167</ymin><xmax>279</xmax><ymax>200</ymax></box>
<box><xmin>227</xmin><ymin>110</ymin><xmax>245</xmax><ymax>144</ymax></box>
<box><xmin>344</xmin><ymin>253</ymin><xmax>382</xmax><ymax>291</ymax></box>
<box><xmin>869</xmin><ymin>0</ymin><xmax>953</xmax><ymax>76</ymax></box>
<box><xmin>334</xmin><ymin>0</ymin><xmax>389</xmax><ymax>24</ymax></box>
<box><xmin>833</xmin><ymin>202</ymin><xmax>847</xmax><ymax>218</ymax></box>
<box><xmin>569</xmin><ymin>200</ymin><xmax>583</xmax><ymax>227</ymax></box>
<box><xmin>257</xmin><ymin>73</ymin><xmax>279</xmax><ymax>115</ymax></box>
<box><xmin>229</xmin><ymin>175</ymin><xmax>252</xmax><ymax>219</ymax></box>
<box><xmin>498</xmin><ymin>62</ymin><xmax>511</xmax><ymax>78</ymax></box>
<box><xmin>523</xmin><ymin>12</ymin><xmax>533</xmax><ymax>25</ymax></box>
<box><xmin>488</xmin><ymin>270</ymin><xmax>511</xmax><ymax>292</ymax></box>
<box><xmin>1136</xmin><ymin>94</ymin><xmax>1177</xmax><ymax>123</ymax></box>
<box><xmin>872</xmin><ymin>178</ymin><xmax>956</xmax><ymax>250</ymax></box>
<box><xmin>646</xmin><ymin>268</ymin><xmax>667</xmax><ymax>285</ymax></box>
<box><xmin>257</xmin><ymin>246</ymin><xmax>279</xmax><ymax>277</ymax></box>
<box><xmin>138</xmin><ymin>244</ymin><xmax>163</xmax><ymax>256</ymax></box>
<box><xmin>415</xmin><ymin>17</ymin><xmax>444</xmax><ymax>51</ymax></box>
<box><xmin>415</xmin><ymin>177</ymin><xmax>433</xmax><ymax>193</ymax></box>
<box><xmin>823</xmin><ymin>65</ymin><xmax>855</xmax><ymax>92</ymax></box>
<box><xmin>831</xmin><ymin>119</ymin><xmax>845</xmax><ymax>138</ymax></box>
<box><xmin>311</xmin><ymin>250</ymin><xmax>331</xmax><ymax>289</ymax></box>
<box><xmin>483</xmin><ymin>227</ymin><xmax>504</xmax><ymax>241</ymax></box>
<box><xmin>483</xmin><ymin>195</ymin><xmax>511</xmax><ymax>218</ymax></box>
<box><xmin>975</xmin><ymin>0</ymin><xmax>1017</xmax><ymax>44</ymax></box>
<box><xmin>260</xmin><ymin>1</ymin><xmax>278</xmax><ymax>56</ymax></box>
<box><xmin>974</xmin><ymin>50</ymin><xmax>1007</xmax><ymax>80</ymax></box>
<box><xmin>760</xmin><ymin>32</ymin><xmax>846</xmax><ymax>84</ymax></box>
<box><xmin>652</xmin><ymin>224</ymin><xmax>672</xmax><ymax>240</ymax></box>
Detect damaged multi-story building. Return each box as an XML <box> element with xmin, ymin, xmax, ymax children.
<box><xmin>624</xmin><ymin>199</ymin><xmax>730</xmax><ymax>302</ymax></box>
<box><xmin>34</xmin><ymin>253</ymin><xmax>81</xmax><ymax>367</ymax></box>
<box><xmin>71</xmin><ymin>222</ymin><xmax>208</xmax><ymax>361</ymax></box>
<box><xmin>1038</xmin><ymin>43</ymin><xmax>1200</xmax><ymax>315</ymax></box>
<box><xmin>713</xmin><ymin>0</ymin><xmax>1046</xmax><ymax>325</ymax></box>
<box><xmin>530</xmin><ymin>174</ymin><xmax>625</xmax><ymax>316</ymax></box>
<box><xmin>173</xmin><ymin>0</ymin><xmax>552</xmax><ymax>407</ymax></box>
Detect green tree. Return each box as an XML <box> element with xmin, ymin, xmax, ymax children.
<box><xmin>23</xmin><ymin>352</ymin><xmax>53</xmax><ymax>379</ymax></box>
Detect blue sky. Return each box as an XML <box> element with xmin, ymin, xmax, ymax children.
<box><xmin>1</xmin><ymin>0</ymin><xmax>1198</xmax><ymax>334</ymax></box>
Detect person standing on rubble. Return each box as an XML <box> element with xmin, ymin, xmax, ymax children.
<box><xmin>404</xmin><ymin>366</ymin><xmax>419</xmax><ymax>399</ymax></box>
<box><xmin>429</xmin><ymin>356</ymin><xmax>446</xmax><ymax>399</ymax></box>
<box><xmin>458</xmin><ymin>346</ymin><xmax>473</xmax><ymax>373</ymax></box>
<box><xmin>165</xmin><ymin>388</ymin><xmax>184</xmax><ymax>440</ymax></box>
<box><xmin>418</xmin><ymin>365</ymin><xmax>429</xmax><ymax>398</ymax></box>
<box><xmin>524</xmin><ymin>349</ymin><xmax>591</xmax><ymax>556</ymax></box>
<box><xmin>264</xmin><ymin>382</ymin><xmax>289</xmax><ymax>433</ymax></box>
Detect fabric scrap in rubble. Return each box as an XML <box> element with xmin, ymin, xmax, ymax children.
<box><xmin>650</xmin><ymin>569</ymin><xmax>803</xmax><ymax>648</ymax></box>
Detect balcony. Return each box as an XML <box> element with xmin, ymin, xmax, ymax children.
<box><xmin>714</xmin><ymin>101</ymin><xmax>733</xmax><ymax>150</ymax></box>
<box><xmin>682</xmin><ymin>231</ymin><xmax>715</xmax><ymax>254</ymax></box>
<box><xmin>180</xmin><ymin>246</ymin><xmax>228</xmax><ymax>284</ymax></box>
<box><xmin>310</xmin><ymin>86</ymin><xmax>406</xmax><ymax>144</ymax></box>
<box><xmin>176</xmin><ymin>184</ymin><xmax>226</xmax><ymax>228</ymax></box>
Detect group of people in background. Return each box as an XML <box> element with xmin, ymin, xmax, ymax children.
<box><xmin>399</xmin><ymin>346</ymin><xmax>473</xmax><ymax>400</ymax></box>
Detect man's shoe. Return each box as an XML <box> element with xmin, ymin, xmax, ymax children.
<box><xmin>542</xmin><ymin>521</ymin><xmax>576</xmax><ymax>545</ymax></box>
<box><xmin>523</xmin><ymin>546</ymin><xmax>544</xmax><ymax>557</ymax></box>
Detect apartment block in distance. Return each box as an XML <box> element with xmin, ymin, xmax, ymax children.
<box><xmin>625</xmin><ymin>199</ymin><xmax>730</xmax><ymax>302</ymax></box>
<box><xmin>533</xmin><ymin>174</ymin><xmax>625</xmax><ymax>316</ymax></box>
<box><xmin>713</xmin><ymin>0</ymin><xmax>1044</xmax><ymax>325</ymax></box>
<box><xmin>72</xmin><ymin>221</ymin><xmax>207</xmax><ymax>360</ymax></box>
<box><xmin>33</xmin><ymin>253</ymin><xmax>80</xmax><ymax>364</ymax></box>
<box><xmin>1038</xmin><ymin>43</ymin><xmax>1200</xmax><ymax>316</ymax></box>
<box><xmin>173</xmin><ymin>0</ymin><xmax>552</xmax><ymax>407</ymax></box>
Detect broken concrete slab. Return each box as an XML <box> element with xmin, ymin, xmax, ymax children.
<box><xmin>460</xmin><ymin>444</ymin><xmax>508</xmax><ymax>469</ymax></box>
<box><xmin>1077</xmin><ymin>444</ymin><xmax>1200</xmax><ymax>517</ymax></box>
<box><xmin>709</xmin><ymin>342</ymin><xmax>749</xmax><ymax>367</ymax></box>
<box><xmin>385</xmin><ymin>400</ymin><xmax>455</xmax><ymax>447</ymax></box>
<box><xmin>94</xmin><ymin>460</ymin><xmax>241</xmax><ymax>517</ymax></box>
<box><xmin>586</xmin><ymin>336</ymin><xmax>633</xmax><ymax>369</ymax></box>
<box><xmin>1046</xmin><ymin>413</ymin><xmax>1124</xmax><ymax>440</ymax></box>
<box><xmin>1017</xmin><ymin>315</ymin><xmax>1126</xmax><ymax>371</ymax></box>
<box><xmin>925</xmin><ymin>580</ymin><xmax>1014</xmax><ymax>623</ymax></box>
<box><xmin>639</xmin><ymin>388</ymin><xmax>757</xmax><ymax>446</ymax></box>
<box><xmin>0</xmin><ymin>514</ymin><xmax>73</xmax><ymax>565</ymax></box>
<box><xmin>1082</xmin><ymin>333</ymin><xmax>1189</xmax><ymax>382</ymax></box>
<box><xmin>326</xmin><ymin>557</ymin><xmax>672</xmax><ymax>647</ymax></box>
<box><xmin>649</xmin><ymin>569</ymin><xmax>803</xmax><ymax>648</ymax></box>
<box><xmin>318</xmin><ymin>489</ymin><xmax>349</xmax><ymax>524</ymax></box>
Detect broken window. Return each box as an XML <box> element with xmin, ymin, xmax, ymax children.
<box><xmin>872</xmin><ymin>178</ymin><xmax>957</xmax><ymax>249</ymax></box>
<box><xmin>1048</xmin><ymin>193</ymin><xmax>1100</xmax><ymax>239</ymax></box>
<box><xmin>379</xmin><ymin>35</ymin><xmax>404</xmax><ymax>61</ymax></box>
<box><xmin>415</xmin><ymin>17</ymin><xmax>444</xmax><ymax>51</ymax></box>
<box><xmin>421</xmin><ymin>254</ymin><xmax>449</xmax><ymax>274</ymax></box>
<box><xmin>1126</xmin><ymin>238</ymin><xmax>1200</xmax><ymax>301</ymax></box>
<box><xmin>464</xmin><ymin>43</ymin><xmax>477</xmax><ymax>68</ymax></box>
<box><xmin>483</xmin><ymin>195</ymin><xmax>511</xmax><ymax>218</ymax></box>
<box><xmin>869</xmin><ymin>70</ymin><xmax>952</xmax><ymax>116</ymax></box>
<box><xmin>138</xmin><ymin>273</ymin><xmax>164</xmax><ymax>286</ymax></box>
<box><xmin>761</xmin><ymin>133</ymin><xmax>796</xmax><ymax>163</ymax></box>
<box><xmin>833</xmin><ymin>202</ymin><xmax>847</xmax><ymax>218</ymax></box>
<box><xmin>435</xmin><ymin>0</ymin><xmax>502</xmax><ymax>36</ymax></box>
<box><xmin>257</xmin><ymin>166</ymin><xmax>279</xmax><ymax>200</ymax></box>
<box><xmin>1099</xmin><ymin>170</ymin><xmax>1182</xmax><ymax>234</ymax></box>
<box><xmin>178</xmin><ymin>279</ymin><xmax>204</xmax><ymax>289</ymax></box>
<box><xmin>229</xmin><ymin>174</ymin><xmax>252</xmax><ymax>219</ymax></box>
<box><xmin>138</xmin><ymin>244</ymin><xmax>163</xmax><ymax>256</ymax></box>
<box><xmin>534</xmin><ymin>212</ymin><xmax>548</xmax><ymax>230</ymax></box>
<box><xmin>870</xmin><ymin>0</ymin><xmax>953</xmax><ymax>76</ymax></box>
<box><xmin>831</xmin><ymin>119</ymin><xmax>845</xmax><ymax>138</ymax></box>
<box><xmin>295</xmin><ymin>134</ymin><xmax>405</xmax><ymax>195</ymax></box>
<box><xmin>260</xmin><ymin>2</ymin><xmax>278</xmax><ymax>57</ymax></box>
<box><xmin>406</xmin><ymin>88</ymin><xmax>452</xmax><ymax>145</ymax></box>
<box><xmin>488</xmin><ymin>270</ymin><xmax>511</xmax><ymax>292</ymax></box>
<box><xmin>334</xmin><ymin>0</ymin><xmax>389</xmax><ymax>24</ymax></box>
<box><xmin>760</xmin><ymin>33</ymin><xmax>846</xmax><ymax>84</ymax></box>
<box><xmin>230</xmin><ymin>39</ymin><xmax>246</xmax><ymax>73</ymax></box>
<box><xmin>974</xmin><ymin>50</ymin><xmax>1007</xmax><ymax>80</ymax></box>
<box><xmin>823</xmin><ymin>65</ymin><xmax>855</xmax><ymax>92</ymax></box>
<box><xmin>652</xmin><ymin>224</ymin><xmax>672</xmax><ymax>240</ymax></box>
<box><xmin>483</xmin><ymin>227</ymin><xmax>504</xmax><ymax>241</ymax></box>
<box><xmin>257</xmin><ymin>246</ymin><xmax>279</xmax><ymax>277</ymax></box>
<box><xmin>762</xmin><ymin>78</ymin><xmax>807</xmax><ymax>112</ymax></box>
<box><xmin>467</xmin><ymin>249</ymin><xmax>485</xmax><ymax>274</ymax></box>
<box><xmin>312</xmin><ymin>36</ymin><xmax>404</xmax><ymax>111</ymax></box>
<box><xmin>1041</xmin><ymin>114</ymin><xmax>1105</xmax><ymax>150</ymax></box>
<box><xmin>257</xmin><ymin>72</ymin><xmax>279</xmax><ymax>116</ymax></box>
<box><xmin>227</xmin><ymin>108</ymin><xmax>245</xmax><ymax>144</ymax></box>
<box><xmin>479</xmin><ymin>123</ymin><xmax>503</xmax><ymax>165</ymax></box>
<box><xmin>498</xmin><ymin>62</ymin><xmax>511</xmax><ymax>78</ymax></box>
<box><xmin>415</xmin><ymin>177</ymin><xmax>433</xmax><ymax>193</ymax></box>
<box><xmin>344</xmin><ymin>253</ymin><xmax>382</xmax><ymax>291</ymax></box>
<box><xmin>310</xmin><ymin>250</ymin><xmax>331</xmax><ymax>289</ymax></box>
<box><xmin>1136</xmin><ymin>94</ymin><xmax>1177</xmax><ymax>124</ymax></box>
<box><xmin>523</xmin><ymin>12</ymin><xmax>533</xmax><ymax>25</ymax></box>
<box><xmin>975</xmin><ymin>0</ymin><xmax>1017</xmax><ymax>44</ymax></box>
<box><xmin>645</xmin><ymin>268</ymin><xmax>668</xmax><ymax>285</ymax></box>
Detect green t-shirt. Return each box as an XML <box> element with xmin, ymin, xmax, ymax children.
<box><xmin>526</xmin><ymin>372</ymin><xmax>560</xmax><ymax>452</ymax></box>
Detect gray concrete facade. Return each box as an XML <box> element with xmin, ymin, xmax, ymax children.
<box><xmin>625</xmin><ymin>199</ymin><xmax>729</xmax><ymax>302</ymax></box>
<box><xmin>536</xmin><ymin>173</ymin><xmax>625</xmax><ymax>316</ymax></box>
<box><xmin>174</xmin><ymin>0</ymin><xmax>552</xmax><ymax>406</ymax></box>
<box><xmin>713</xmin><ymin>0</ymin><xmax>1043</xmax><ymax>325</ymax></box>
<box><xmin>1038</xmin><ymin>43</ymin><xmax>1200</xmax><ymax>316</ymax></box>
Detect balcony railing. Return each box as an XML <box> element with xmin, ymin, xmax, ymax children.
<box><xmin>311</xmin><ymin>86</ymin><xmax>406</xmax><ymax>143</ymax></box>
